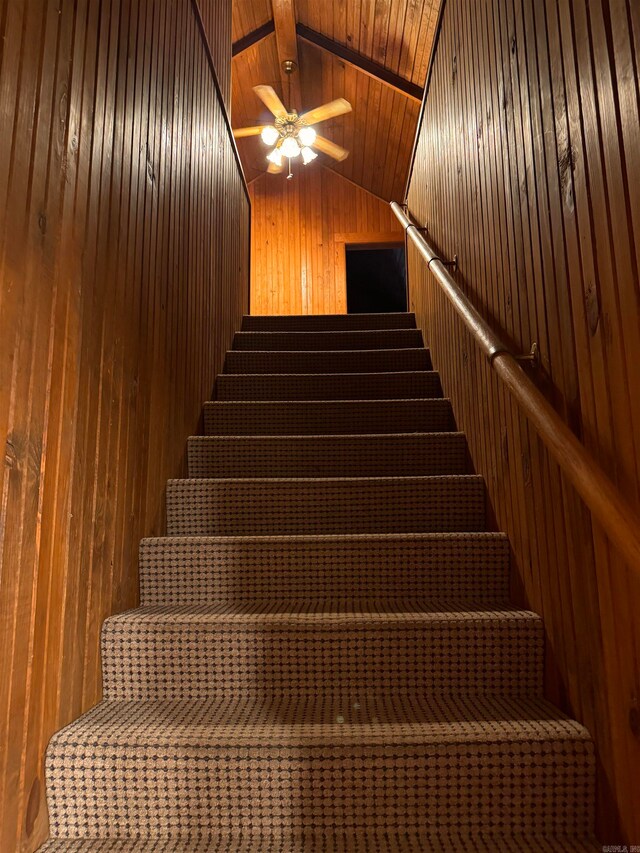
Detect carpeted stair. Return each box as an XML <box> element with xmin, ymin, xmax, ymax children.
<box><xmin>41</xmin><ymin>313</ymin><xmax>598</xmax><ymax>851</ymax></box>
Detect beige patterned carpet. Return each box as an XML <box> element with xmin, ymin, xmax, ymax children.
<box><xmin>41</xmin><ymin>313</ymin><xmax>598</xmax><ymax>851</ymax></box>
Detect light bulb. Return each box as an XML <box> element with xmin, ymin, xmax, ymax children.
<box><xmin>298</xmin><ymin>126</ymin><xmax>317</xmax><ymax>146</ymax></box>
<box><xmin>301</xmin><ymin>146</ymin><xmax>318</xmax><ymax>165</ymax></box>
<box><xmin>266</xmin><ymin>148</ymin><xmax>283</xmax><ymax>167</ymax></box>
<box><xmin>260</xmin><ymin>126</ymin><xmax>279</xmax><ymax>146</ymax></box>
<box><xmin>280</xmin><ymin>136</ymin><xmax>301</xmax><ymax>158</ymax></box>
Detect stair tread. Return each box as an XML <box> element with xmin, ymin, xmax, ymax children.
<box><xmin>166</xmin><ymin>486</ymin><xmax>485</xmax><ymax>537</ymax></box>
<box><xmin>218</xmin><ymin>370</ymin><xmax>437</xmax><ymax>375</ymax></box>
<box><xmin>223</xmin><ymin>348</ymin><xmax>432</xmax><ymax>373</ymax></box>
<box><xmin>40</xmin><ymin>833</ymin><xmax>601</xmax><ymax>851</ymax></box>
<box><xmin>50</xmin><ymin>694</ymin><xmax>590</xmax><ymax>748</ymax></box>
<box><xmin>102</xmin><ymin>602</ymin><xmax>542</xmax><ymax>700</ymax></box>
<box><xmin>138</xmin><ymin>532</ymin><xmax>510</xmax><ymax>606</ymax></box>
<box><xmin>168</xmin><ymin>474</ymin><xmax>482</xmax><ymax>483</ymax></box>
<box><xmin>204</xmin><ymin>398</ymin><xmax>455</xmax><ymax>435</ymax></box>
<box><xmin>233</xmin><ymin>330</ymin><xmax>423</xmax><ymax>350</ymax></box>
<box><xmin>187</xmin><ymin>432</ymin><xmax>469</xmax><ymax>477</ymax></box>
<box><xmin>166</xmin><ymin>476</ymin><xmax>486</xmax><ymax>536</ymax></box>
<box><xmin>189</xmin><ymin>430</ymin><xmax>465</xmax><ymax>438</ymax></box>
<box><xmin>216</xmin><ymin>371</ymin><xmax>442</xmax><ymax>400</ymax></box>
<box><xmin>141</xmin><ymin>531</ymin><xmax>508</xmax><ymax>543</ymax></box>
<box><xmin>245</xmin><ymin>312</ymin><xmax>415</xmax><ymax>318</ymax></box>
<box><xmin>241</xmin><ymin>312</ymin><xmax>417</xmax><ymax>332</ymax></box>
<box><xmin>236</xmin><ymin>331</ymin><xmax>418</xmax><ymax>337</ymax></box>
<box><xmin>206</xmin><ymin>397</ymin><xmax>446</xmax><ymax>404</ymax></box>
<box><xmin>106</xmin><ymin>601</ymin><xmax>539</xmax><ymax>622</ymax></box>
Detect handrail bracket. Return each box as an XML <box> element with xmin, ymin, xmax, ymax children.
<box><xmin>514</xmin><ymin>342</ymin><xmax>540</xmax><ymax>368</ymax></box>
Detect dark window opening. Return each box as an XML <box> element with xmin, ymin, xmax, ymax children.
<box><xmin>346</xmin><ymin>245</ymin><xmax>407</xmax><ymax>313</ymax></box>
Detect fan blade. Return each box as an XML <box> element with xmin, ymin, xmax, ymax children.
<box><xmin>300</xmin><ymin>98</ymin><xmax>352</xmax><ymax>126</ymax></box>
<box><xmin>233</xmin><ymin>125</ymin><xmax>267</xmax><ymax>139</ymax></box>
<box><xmin>253</xmin><ymin>85</ymin><xmax>288</xmax><ymax>118</ymax></box>
<box><xmin>267</xmin><ymin>161</ymin><xmax>284</xmax><ymax>175</ymax></box>
<box><xmin>313</xmin><ymin>135</ymin><xmax>349</xmax><ymax>162</ymax></box>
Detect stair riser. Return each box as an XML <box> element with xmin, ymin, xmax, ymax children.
<box><xmin>166</xmin><ymin>478</ymin><xmax>485</xmax><ymax>536</ymax></box>
<box><xmin>204</xmin><ymin>400</ymin><xmax>455</xmax><ymax>435</ymax></box>
<box><xmin>224</xmin><ymin>349</ymin><xmax>432</xmax><ymax>374</ymax></box>
<box><xmin>187</xmin><ymin>434</ymin><xmax>468</xmax><ymax>478</ymax></box>
<box><xmin>242</xmin><ymin>313</ymin><xmax>417</xmax><ymax>331</ymax></box>
<box><xmin>139</xmin><ymin>535</ymin><xmax>510</xmax><ymax>606</ymax></box>
<box><xmin>101</xmin><ymin>618</ymin><xmax>543</xmax><ymax>700</ymax></box>
<box><xmin>46</xmin><ymin>742</ymin><xmax>595</xmax><ymax>836</ymax></box>
<box><xmin>215</xmin><ymin>372</ymin><xmax>442</xmax><ymax>401</ymax></box>
<box><xmin>233</xmin><ymin>330</ymin><xmax>423</xmax><ymax>350</ymax></box>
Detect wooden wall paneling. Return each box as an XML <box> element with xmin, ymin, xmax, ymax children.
<box><xmin>198</xmin><ymin>0</ymin><xmax>233</xmax><ymax>106</ymax></box>
<box><xmin>573</xmin><ymin>0</ymin><xmax>640</xmax><ymax>827</ymax></box>
<box><xmin>0</xmin><ymin>0</ymin><xmax>249</xmax><ymax>849</ymax></box>
<box><xmin>522</xmin><ymin>0</ymin><xmax>584</xmax><ymax>705</ymax></box>
<box><xmin>406</xmin><ymin>0</ymin><xmax>640</xmax><ymax>841</ymax></box>
<box><xmin>249</xmin><ymin>166</ymin><xmax>402</xmax><ymax>314</ymax></box>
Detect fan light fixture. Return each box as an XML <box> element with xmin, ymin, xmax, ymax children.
<box><xmin>301</xmin><ymin>146</ymin><xmax>318</xmax><ymax>165</ymax></box>
<box><xmin>298</xmin><ymin>126</ymin><xmax>317</xmax><ymax>147</ymax></box>
<box><xmin>260</xmin><ymin>125</ymin><xmax>279</xmax><ymax>146</ymax></box>
<box><xmin>266</xmin><ymin>148</ymin><xmax>283</xmax><ymax>167</ymax></box>
<box><xmin>280</xmin><ymin>136</ymin><xmax>301</xmax><ymax>159</ymax></box>
<box><xmin>233</xmin><ymin>83</ymin><xmax>352</xmax><ymax>178</ymax></box>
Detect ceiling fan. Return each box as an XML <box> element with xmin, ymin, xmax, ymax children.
<box><xmin>233</xmin><ymin>81</ymin><xmax>352</xmax><ymax>178</ymax></box>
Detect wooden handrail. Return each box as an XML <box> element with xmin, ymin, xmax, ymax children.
<box><xmin>391</xmin><ymin>201</ymin><xmax>640</xmax><ymax>572</ymax></box>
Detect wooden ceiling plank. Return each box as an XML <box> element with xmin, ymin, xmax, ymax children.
<box><xmin>271</xmin><ymin>0</ymin><xmax>303</xmax><ymax>112</ymax></box>
<box><xmin>231</xmin><ymin>35</ymin><xmax>282</xmax><ymax>181</ymax></box>
<box><xmin>366</xmin><ymin>81</ymin><xmax>388</xmax><ymax>198</ymax></box>
<box><xmin>361</xmin><ymin>0</ymin><xmax>377</xmax><ymax>59</ymax></box>
<box><xmin>372</xmin><ymin>0</ymin><xmax>394</xmax><ymax>69</ymax></box>
<box><xmin>296</xmin><ymin>23</ymin><xmax>424</xmax><ymax>102</ymax></box>
<box><xmin>396</xmin><ymin>0</ymin><xmax>421</xmax><ymax>81</ymax></box>
<box><xmin>345</xmin><ymin>0</ymin><xmax>361</xmax><ymax>58</ymax></box>
<box><xmin>232</xmin><ymin>20</ymin><xmax>276</xmax><ymax>57</ymax></box>
<box><xmin>409</xmin><ymin>0</ymin><xmax>436</xmax><ymax>85</ymax></box>
<box><xmin>387</xmin><ymin>95</ymin><xmax>416</xmax><ymax>201</ymax></box>
<box><xmin>232</xmin><ymin>0</ymin><xmax>273</xmax><ymax>43</ymax></box>
<box><xmin>385</xmin><ymin>0</ymin><xmax>409</xmax><ymax>75</ymax></box>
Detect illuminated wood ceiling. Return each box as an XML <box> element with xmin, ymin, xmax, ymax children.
<box><xmin>231</xmin><ymin>0</ymin><xmax>441</xmax><ymax>200</ymax></box>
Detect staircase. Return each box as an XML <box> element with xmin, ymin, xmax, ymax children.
<box><xmin>41</xmin><ymin>313</ymin><xmax>598</xmax><ymax>851</ymax></box>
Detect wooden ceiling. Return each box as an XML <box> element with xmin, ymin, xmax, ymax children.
<box><xmin>231</xmin><ymin>0</ymin><xmax>441</xmax><ymax>200</ymax></box>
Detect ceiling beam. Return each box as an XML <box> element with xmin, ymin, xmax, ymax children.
<box><xmin>296</xmin><ymin>23</ymin><xmax>424</xmax><ymax>103</ymax></box>
<box><xmin>231</xmin><ymin>20</ymin><xmax>275</xmax><ymax>58</ymax></box>
<box><xmin>271</xmin><ymin>0</ymin><xmax>302</xmax><ymax>112</ymax></box>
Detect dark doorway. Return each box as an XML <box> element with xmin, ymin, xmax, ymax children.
<box><xmin>346</xmin><ymin>245</ymin><xmax>407</xmax><ymax>313</ymax></box>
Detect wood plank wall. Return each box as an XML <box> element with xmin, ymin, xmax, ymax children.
<box><xmin>199</xmin><ymin>0</ymin><xmax>232</xmax><ymax>106</ymax></box>
<box><xmin>406</xmin><ymin>0</ymin><xmax>640</xmax><ymax>842</ymax></box>
<box><xmin>0</xmin><ymin>1</ymin><xmax>248</xmax><ymax>850</ymax></box>
<box><xmin>250</xmin><ymin>166</ymin><xmax>402</xmax><ymax>314</ymax></box>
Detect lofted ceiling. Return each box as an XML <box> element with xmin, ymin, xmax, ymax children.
<box><xmin>231</xmin><ymin>0</ymin><xmax>441</xmax><ymax>201</ymax></box>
